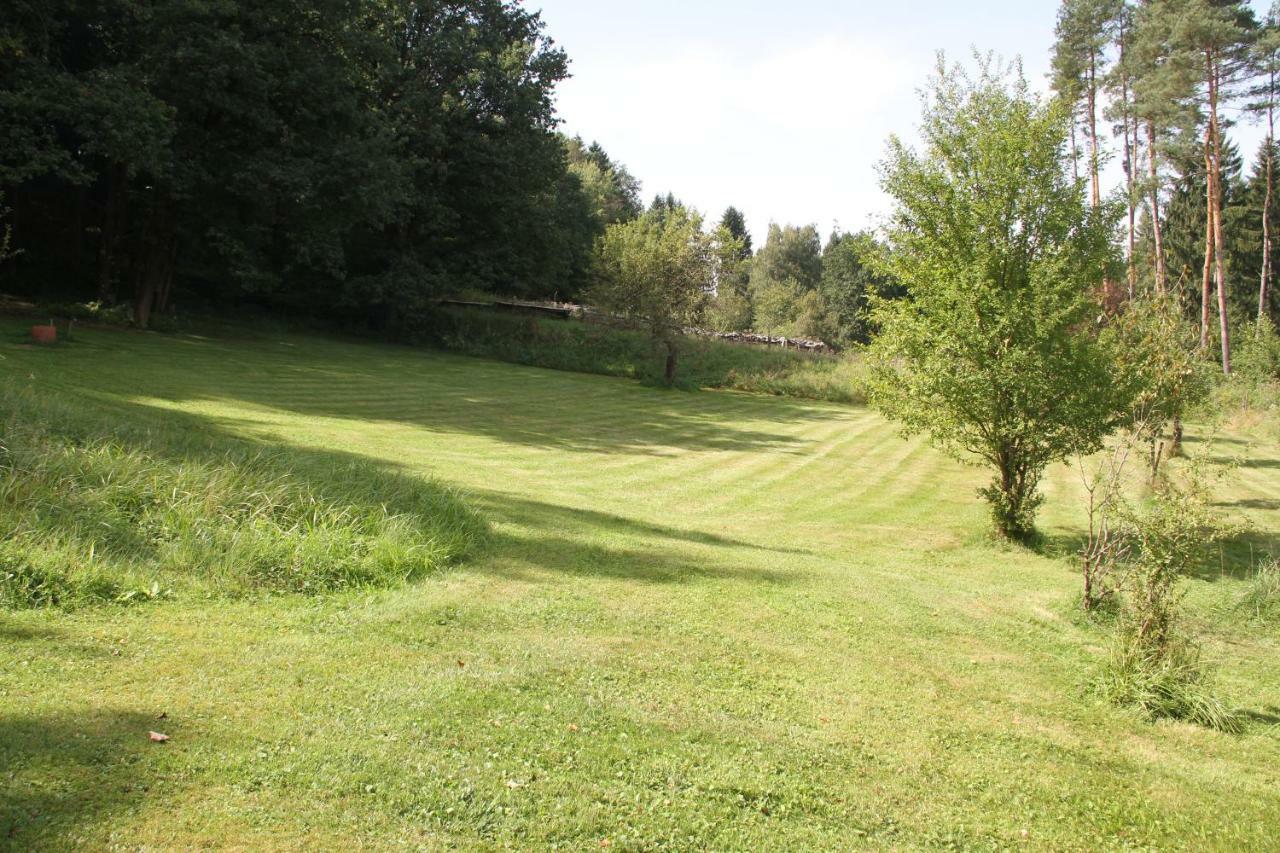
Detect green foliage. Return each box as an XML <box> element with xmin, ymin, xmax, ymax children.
<box><xmin>1103</xmin><ymin>293</ymin><xmax>1211</xmax><ymax>471</ymax></box>
<box><xmin>1102</xmin><ymin>459</ymin><xmax>1240</xmax><ymax>731</ymax></box>
<box><xmin>705</xmin><ymin>287</ymin><xmax>753</xmax><ymax>333</ymax></box>
<box><xmin>751</xmin><ymin>277</ymin><xmax>804</xmax><ymax>335</ymax></box>
<box><xmin>0</xmin><ymin>384</ymin><xmax>484</xmax><ymax>608</ymax></box>
<box><xmin>869</xmin><ymin>57</ymin><xmax>1119</xmax><ymax>541</ymax></box>
<box><xmin>1234</xmin><ymin>316</ymin><xmax>1280</xmax><ymax>380</ymax></box>
<box><xmin>819</xmin><ymin>230</ymin><xmax>900</xmax><ymax>345</ymax></box>
<box><xmin>0</xmin><ymin>191</ymin><xmax>16</xmax><ymax>265</ymax></box>
<box><xmin>752</xmin><ymin>224</ymin><xmax>822</xmax><ymax>291</ymax></box>
<box><xmin>1</xmin><ymin>0</ymin><xmax>577</xmax><ymax>323</ymax></box>
<box><xmin>591</xmin><ymin>205</ymin><xmax>724</xmax><ymax>384</ymax></box>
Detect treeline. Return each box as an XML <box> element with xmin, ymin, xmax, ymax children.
<box><xmin>699</xmin><ymin>214</ymin><xmax>901</xmax><ymax>348</ymax></box>
<box><xmin>1051</xmin><ymin>0</ymin><xmax>1280</xmax><ymax>372</ymax></box>
<box><xmin>0</xmin><ymin>1</ymin><xmax>639</xmax><ymax>329</ymax></box>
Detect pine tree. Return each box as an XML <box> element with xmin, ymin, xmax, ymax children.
<box><xmin>1249</xmin><ymin>4</ymin><xmax>1280</xmax><ymax>320</ymax></box>
<box><xmin>1052</xmin><ymin>0</ymin><xmax>1124</xmax><ymax>208</ymax></box>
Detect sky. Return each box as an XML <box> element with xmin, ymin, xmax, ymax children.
<box><xmin>529</xmin><ymin>0</ymin><xmax>1269</xmax><ymax>244</ymax></box>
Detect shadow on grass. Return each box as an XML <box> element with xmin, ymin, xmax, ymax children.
<box><xmin>1036</xmin><ymin>529</ymin><xmax>1279</xmax><ymax>585</ymax></box>
<box><xmin>1239</xmin><ymin>705</ymin><xmax>1280</xmax><ymax>726</ymax></box>
<box><xmin>470</xmin><ymin>490</ymin><xmax>807</xmax><ymax>586</ymax></box>
<box><xmin>0</xmin><ymin>709</ymin><xmax>158</xmax><ymax>846</ymax></box>
<box><xmin>473</xmin><ymin>492</ymin><xmax>813</xmax><ymax>557</ymax></box>
<box><xmin>4</xmin><ymin>388</ymin><xmax>800</xmax><ymax>596</ymax></box>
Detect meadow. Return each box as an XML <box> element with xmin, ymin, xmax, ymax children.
<box><xmin>2</xmin><ymin>319</ymin><xmax>1278</xmax><ymax>850</ymax></box>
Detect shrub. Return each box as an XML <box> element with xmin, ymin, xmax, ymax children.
<box><xmin>1100</xmin><ymin>459</ymin><xmax>1241</xmax><ymax>731</ymax></box>
<box><xmin>1233</xmin><ymin>317</ymin><xmax>1280</xmax><ymax>383</ymax></box>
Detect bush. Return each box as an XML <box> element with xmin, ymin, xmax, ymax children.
<box><xmin>1100</xmin><ymin>460</ymin><xmax>1240</xmax><ymax>731</ymax></box>
<box><xmin>1234</xmin><ymin>317</ymin><xmax>1280</xmax><ymax>382</ymax></box>
<box><xmin>0</xmin><ymin>384</ymin><xmax>485</xmax><ymax>608</ymax></box>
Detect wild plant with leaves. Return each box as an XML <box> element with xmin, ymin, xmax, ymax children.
<box><xmin>870</xmin><ymin>56</ymin><xmax>1121</xmax><ymax>542</ymax></box>
<box><xmin>591</xmin><ymin>205</ymin><xmax>735</xmax><ymax>385</ymax></box>
<box><xmin>1103</xmin><ymin>452</ymin><xmax>1242</xmax><ymax>730</ymax></box>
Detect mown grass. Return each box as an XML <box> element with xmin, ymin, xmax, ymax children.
<box><xmin>431</xmin><ymin>306</ymin><xmax>870</xmax><ymax>402</ymax></box>
<box><xmin>1</xmin><ymin>318</ymin><xmax>1278</xmax><ymax>849</ymax></box>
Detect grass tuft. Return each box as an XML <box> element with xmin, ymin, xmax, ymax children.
<box><xmin>1101</xmin><ymin>632</ymin><xmax>1242</xmax><ymax>732</ymax></box>
<box><xmin>1236</xmin><ymin>559</ymin><xmax>1280</xmax><ymax>624</ymax></box>
<box><xmin>0</xmin><ymin>384</ymin><xmax>485</xmax><ymax>607</ymax></box>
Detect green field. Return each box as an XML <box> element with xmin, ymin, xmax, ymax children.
<box><xmin>2</xmin><ymin>321</ymin><xmax>1279</xmax><ymax>850</ymax></box>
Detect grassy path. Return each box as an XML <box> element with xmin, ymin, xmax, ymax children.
<box><xmin>2</xmin><ymin>322</ymin><xmax>1278</xmax><ymax>849</ymax></box>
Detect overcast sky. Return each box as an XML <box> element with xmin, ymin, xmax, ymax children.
<box><xmin>531</xmin><ymin>0</ymin><xmax>1269</xmax><ymax>243</ymax></box>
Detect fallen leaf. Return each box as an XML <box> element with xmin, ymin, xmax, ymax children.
<box><xmin>567</xmin><ymin>723</ymin><xmax>579</xmax><ymax>733</ymax></box>
<box><xmin>148</xmin><ymin>731</ymin><xmax>170</xmax><ymax>743</ymax></box>
<box><xmin>457</xmin><ymin>659</ymin><xmax>465</xmax><ymax>669</ymax></box>
<box><xmin>156</xmin><ymin>711</ymin><xmax>167</xmax><ymax>720</ymax></box>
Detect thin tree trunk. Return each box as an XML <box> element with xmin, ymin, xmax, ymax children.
<box><xmin>1147</xmin><ymin>121</ymin><xmax>1167</xmax><ymax>293</ymax></box>
<box><xmin>1071</xmin><ymin>119</ymin><xmax>1081</xmax><ymax>184</ymax></box>
<box><xmin>1121</xmin><ymin>48</ymin><xmax>1136</xmax><ymax>297</ymax></box>
<box><xmin>664</xmin><ymin>340</ymin><xmax>677</xmax><ymax>386</ymax></box>
<box><xmin>1263</xmin><ymin>72</ymin><xmax>1275</xmax><ymax>322</ymax></box>
<box><xmin>1088</xmin><ymin>55</ymin><xmax>1101</xmax><ymax>208</ymax></box>
<box><xmin>134</xmin><ymin>190</ymin><xmax>175</xmax><ymax>330</ymax></box>
<box><xmin>1201</xmin><ymin>122</ymin><xmax>1214</xmax><ymax>352</ymax></box>
<box><xmin>1209</xmin><ymin>60</ymin><xmax>1231</xmax><ymax>375</ymax></box>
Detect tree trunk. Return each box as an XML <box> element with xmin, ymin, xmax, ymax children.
<box><xmin>1070</xmin><ymin>119</ymin><xmax>1081</xmax><ymax>184</ymax></box>
<box><xmin>1087</xmin><ymin>56</ymin><xmax>1101</xmax><ymax>208</ymax></box>
<box><xmin>1263</xmin><ymin>75</ymin><xmax>1275</xmax><ymax>322</ymax></box>
<box><xmin>1201</xmin><ymin>123</ymin><xmax>1214</xmax><ymax>353</ymax></box>
<box><xmin>1209</xmin><ymin>60</ymin><xmax>1231</xmax><ymax>375</ymax></box>
<box><xmin>133</xmin><ymin>191</ymin><xmax>175</xmax><ymax>330</ymax></box>
<box><xmin>1119</xmin><ymin>31</ymin><xmax>1136</xmax><ymax>298</ymax></box>
<box><xmin>663</xmin><ymin>340</ymin><xmax>677</xmax><ymax>386</ymax></box>
<box><xmin>96</xmin><ymin>161</ymin><xmax>129</xmax><ymax>304</ymax></box>
<box><xmin>1147</xmin><ymin>121</ymin><xmax>1167</xmax><ymax>294</ymax></box>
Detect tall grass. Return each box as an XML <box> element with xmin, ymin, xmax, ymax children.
<box><xmin>1236</xmin><ymin>559</ymin><xmax>1280</xmax><ymax>624</ymax></box>
<box><xmin>0</xmin><ymin>385</ymin><xmax>485</xmax><ymax>608</ymax></box>
<box><xmin>428</xmin><ymin>307</ymin><xmax>870</xmax><ymax>403</ymax></box>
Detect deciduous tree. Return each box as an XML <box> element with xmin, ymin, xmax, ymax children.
<box><xmin>870</xmin><ymin>57</ymin><xmax>1120</xmax><ymax>542</ymax></box>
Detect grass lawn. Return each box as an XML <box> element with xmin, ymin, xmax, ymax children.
<box><xmin>2</xmin><ymin>320</ymin><xmax>1278</xmax><ymax>850</ymax></box>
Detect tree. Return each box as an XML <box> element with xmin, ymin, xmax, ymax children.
<box><xmin>714</xmin><ymin>206</ymin><xmax>753</xmax><ymax>326</ymax></box>
<box><xmin>0</xmin><ymin>0</ymin><xmax>573</xmax><ymax>329</ymax></box>
<box><xmin>591</xmin><ymin>205</ymin><xmax>726</xmax><ymax>385</ymax></box>
<box><xmin>1249</xmin><ymin>4</ymin><xmax>1280</xmax><ymax>320</ymax></box>
<box><xmin>565</xmin><ymin>136</ymin><xmax>642</xmax><ymax>227</ymax></box>
<box><xmin>869</xmin><ymin>57</ymin><xmax>1120</xmax><ymax>542</ymax></box>
<box><xmin>750</xmin><ymin>223</ymin><xmax>822</xmax><ymax>292</ymax></box>
<box><xmin>1154</xmin><ymin>0</ymin><xmax>1256</xmax><ymax>372</ymax></box>
<box><xmin>718</xmin><ymin>207</ymin><xmax>752</xmax><ymax>258</ymax></box>
<box><xmin>1052</xmin><ymin>0</ymin><xmax>1123</xmax><ymax>208</ymax></box>
<box><xmin>820</xmin><ymin>230</ymin><xmax>901</xmax><ymax>345</ymax></box>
